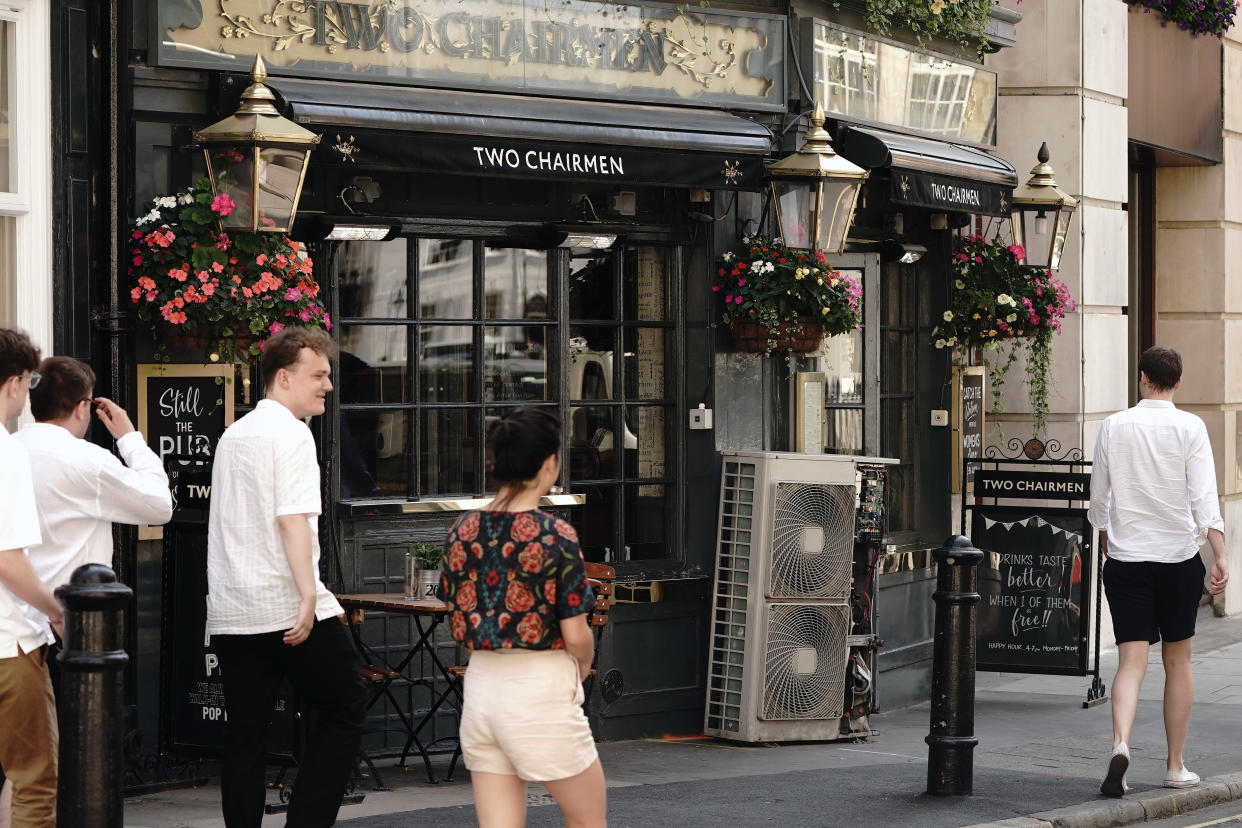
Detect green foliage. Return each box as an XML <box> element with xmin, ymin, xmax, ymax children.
<box><xmin>410</xmin><ymin>542</ymin><xmax>444</xmax><ymax>570</ymax></box>
<box><xmin>847</xmin><ymin>0</ymin><xmax>995</xmax><ymax>57</ymax></box>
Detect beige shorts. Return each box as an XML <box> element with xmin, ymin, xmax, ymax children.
<box><xmin>459</xmin><ymin>648</ymin><xmax>598</xmax><ymax>782</ymax></box>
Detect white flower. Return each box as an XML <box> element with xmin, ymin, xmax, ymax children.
<box><xmin>178</xmin><ymin>192</ymin><xmax>194</xmax><ymax>205</ymax></box>
<box><xmin>1007</xmin><ymin>313</ymin><xmax>1017</xmax><ymax>323</ymax></box>
<box><xmin>155</xmin><ymin>196</ymin><xmax>177</xmax><ymax>209</ymax></box>
<box><xmin>722</xmin><ymin>251</ymin><xmax>734</xmax><ymax>262</ymax></box>
<box><xmin>935</xmin><ymin>339</ymin><xmax>947</xmax><ymax>349</ymax></box>
<box><xmin>955</xmin><ymin>279</ymin><xmax>965</xmax><ymax>290</ymax></box>
<box><xmin>144</xmin><ymin>208</ymin><xmax>160</xmax><ymax>223</ymax></box>
<box><xmin>943</xmin><ymin>310</ymin><xmax>954</xmax><ymax>322</ymax></box>
<box><xmin>947</xmin><ymin>337</ymin><xmax>958</xmax><ymax>346</ymax></box>
<box><xmin>741</xmin><ymin>236</ymin><xmax>750</xmax><ymax>244</ymax></box>
<box><xmin>135</xmin><ymin>215</ymin><xmax>148</xmax><ymax>226</ymax></box>
<box><xmin>931</xmin><ymin>0</ymin><xmax>946</xmax><ymax>14</ymax></box>
<box><xmin>996</xmin><ymin>293</ymin><xmax>1012</xmax><ymax>306</ymax></box>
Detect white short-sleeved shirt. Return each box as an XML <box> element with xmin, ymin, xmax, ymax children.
<box><xmin>1088</xmin><ymin>399</ymin><xmax>1225</xmax><ymax>563</ymax></box>
<box><xmin>0</xmin><ymin>423</ymin><xmax>48</xmax><ymax>658</ymax></box>
<box><xmin>206</xmin><ymin>399</ymin><xmax>343</xmax><ymax>635</ymax></box>
<box><xmin>15</xmin><ymin>423</ymin><xmax>173</xmax><ymax>643</ymax></box>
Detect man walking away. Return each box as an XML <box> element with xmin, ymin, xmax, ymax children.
<box><xmin>207</xmin><ymin>327</ymin><xmax>364</xmax><ymax>827</ymax></box>
<box><xmin>0</xmin><ymin>329</ymin><xmax>64</xmax><ymax>827</ymax></box>
<box><xmin>1089</xmin><ymin>345</ymin><xmax>1229</xmax><ymax>797</ymax></box>
<box><xmin>15</xmin><ymin>356</ymin><xmax>172</xmax><ymax>667</ymax></box>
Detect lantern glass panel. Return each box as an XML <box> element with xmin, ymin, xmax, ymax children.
<box><xmin>206</xmin><ymin>144</ymin><xmax>255</xmax><ymax>231</ymax></box>
<box><xmin>1009</xmin><ymin>210</ymin><xmax>1026</xmax><ymax>256</ymax></box>
<box><xmin>773</xmin><ymin>179</ymin><xmax>814</xmax><ymax>249</ymax></box>
<box><xmin>1049</xmin><ymin>209</ymin><xmax>1071</xmax><ymax>271</ymax></box>
<box><xmin>819</xmin><ymin>179</ymin><xmax>860</xmax><ymax>254</ymax></box>
<box><xmin>257</xmin><ymin>145</ymin><xmax>307</xmax><ymax>232</ymax></box>
<box><xmin>1016</xmin><ymin>208</ymin><xmax>1053</xmax><ymax>269</ymax></box>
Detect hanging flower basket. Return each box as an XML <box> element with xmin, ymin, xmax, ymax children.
<box><xmin>730</xmin><ymin>316</ymin><xmax>825</xmax><ymax>354</ymax></box>
<box><xmin>159</xmin><ymin>323</ymin><xmax>257</xmax><ymax>358</ymax></box>
<box><xmin>129</xmin><ymin>177</ymin><xmax>330</xmax><ymax>364</ymax></box>
<box><xmin>715</xmin><ymin>235</ymin><xmax>861</xmax><ymax>357</ymax></box>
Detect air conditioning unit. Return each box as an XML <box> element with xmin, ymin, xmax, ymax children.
<box><xmin>705</xmin><ymin>451</ymin><xmax>876</xmax><ymax>743</ymax></box>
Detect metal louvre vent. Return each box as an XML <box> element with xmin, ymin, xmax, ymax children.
<box><xmin>761</xmin><ymin>603</ymin><xmax>849</xmax><ymax>721</ymax></box>
<box><xmin>768</xmin><ymin>482</ymin><xmax>856</xmax><ymax>600</ymax></box>
<box><xmin>706</xmin><ymin>461</ymin><xmax>757</xmax><ymax>734</ymax></box>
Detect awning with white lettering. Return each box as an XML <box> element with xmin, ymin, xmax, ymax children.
<box><xmin>267</xmin><ymin>78</ymin><xmax>773</xmax><ymax>190</ymax></box>
<box><xmin>834</xmin><ymin>125</ymin><xmax>1018</xmax><ymax>217</ymax></box>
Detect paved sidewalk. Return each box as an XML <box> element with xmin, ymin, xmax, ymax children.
<box><xmin>124</xmin><ymin>609</ymin><xmax>1242</xmax><ymax>827</ymax></box>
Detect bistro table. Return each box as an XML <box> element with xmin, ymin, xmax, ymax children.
<box><xmin>336</xmin><ymin>593</ymin><xmax>462</xmax><ymax>783</ymax></box>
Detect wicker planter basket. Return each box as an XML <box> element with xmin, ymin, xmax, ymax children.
<box><xmin>730</xmin><ymin>316</ymin><xmax>825</xmax><ymax>354</ymax></box>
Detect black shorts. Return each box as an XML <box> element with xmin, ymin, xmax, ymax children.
<box><xmin>1102</xmin><ymin>555</ymin><xmax>1206</xmax><ymax>644</ymax></box>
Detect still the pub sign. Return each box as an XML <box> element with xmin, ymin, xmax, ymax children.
<box><xmin>157</xmin><ymin>0</ymin><xmax>786</xmax><ymax>111</ymax></box>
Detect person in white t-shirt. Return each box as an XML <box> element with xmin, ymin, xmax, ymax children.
<box><xmin>207</xmin><ymin>327</ymin><xmax>363</xmax><ymax>827</ymax></box>
<box><xmin>15</xmin><ymin>356</ymin><xmax>172</xmax><ymax>660</ymax></box>
<box><xmin>0</xmin><ymin>328</ymin><xmax>63</xmax><ymax>827</ymax></box>
<box><xmin>1090</xmin><ymin>345</ymin><xmax>1229</xmax><ymax>797</ymax></box>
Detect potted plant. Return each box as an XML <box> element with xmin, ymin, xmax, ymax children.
<box><xmin>128</xmin><ymin>178</ymin><xmax>331</xmax><ymax>364</ymax></box>
<box><xmin>931</xmin><ymin>233</ymin><xmax>1076</xmax><ymax>434</ymax></box>
<box><xmin>405</xmin><ymin>542</ymin><xmax>445</xmax><ymax>600</ymax></box>
<box><xmin>1126</xmin><ymin>0</ymin><xmax>1237</xmax><ymax>37</ymax></box>
<box><xmin>714</xmin><ymin>235</ymin><xmax>862</xmax><ymax>356</ymax></box>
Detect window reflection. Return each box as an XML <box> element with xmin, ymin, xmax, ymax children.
<box><xmin>419</xmin><ymin>325</ymin><xmax>476</xmax><ymax>402</ymax></box>
<box><xmin>569</xmin><ymin>255</ymin><xmax>615</xmax><ymax>320</ymax></box>
<box><xmin>338</xmin><ymin>239</ymin><xmax>408</xmax><ymax>319</ymax></box>
<box><xmin>339</xmin><ymin>326</ymin><xmax>409</xmax><ymax>404</ymax></box>
<box><xmin>342</xmin><ymin>409</ymin><xmax>405</xmax><ymax>498</ymax></box>
<box><xmin>421</xmin><ymin>408</ymin><xmax>476</xmax><ymax>496</ymax></box>
<box><xmin>484</xmin><ymin>248</ymin><xmax>548</xmax><ymax>319</ymax></box>
<box><xmin>419</xmin><ymin>239</ymin><xmax>473</xmax><ymax>319</ymax></box>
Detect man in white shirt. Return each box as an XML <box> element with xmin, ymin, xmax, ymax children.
<box><xmin>0</xmin><ymin>328</ymin><xmax>64</xmax><ymax>827</ymax></box>
<box><xmin>15</xmin><ymin>357</ymin><xmax>172</xmax><ymax>656</ymax></box>
<box><xmin>207</xmin><ymin>327</ymin><xmax>363</xmax><ymax>827</ymax></box>
<box><xmin>1090</xmin><ymin>345</ymin><xmax>1229</xmax><ymax>797</ymax></box>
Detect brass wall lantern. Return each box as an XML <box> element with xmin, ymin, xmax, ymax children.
<box><xmin>1010</xmin><ymin>143</ymin><xmax>1078</xmax><ymax>271</ymax></box>
<box><xmin>194</xmin><ymin>56</ymin><xmax>320</xmax><ymax>233</ymax></box>
<box><xmin>768</xmin><ymin>104</ymin><xmax>869</xmax><ymax>254</ymax></box>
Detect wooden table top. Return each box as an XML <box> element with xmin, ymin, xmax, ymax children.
<box><xmin>335</xmin><ymin>593</ymin><xmax>448</xmax><ymax>615</ymax></box>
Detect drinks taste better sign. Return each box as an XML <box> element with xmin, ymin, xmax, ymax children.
<box><xmin>157</xmin><ymin>0</ymin><xmax>785</xmax><ymax>111</ymax></box>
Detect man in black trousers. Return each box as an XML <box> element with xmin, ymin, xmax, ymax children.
<box><xmin>206</xmin><ymin>328</ymin><xmax>364</xmax><ymax>826</ymax></box>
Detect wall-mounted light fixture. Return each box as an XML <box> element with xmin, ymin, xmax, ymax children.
<box><xmin>881</xmin><ymin>242</ymin><xmax>927</xmax><ymax>264</ymax></box>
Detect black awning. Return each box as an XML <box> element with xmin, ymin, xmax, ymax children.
<box><xmin>267</xmin><ymin>78</ymin><xmax>773</xmax><ymax>190</ymax></box>
<box><xmin>835</xmin><ymin>125</ymin><xmax>1018</xmax><ymax>217</ymax></box>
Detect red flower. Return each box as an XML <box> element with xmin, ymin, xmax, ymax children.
<box><xmin>448</xmin><ymin>541</ymin><xmax>467</xmax><ymax>572</ymax></box>
<box><xmin>458</xmin><ymin>512</ymin><xmax>480</xmax><ymax>541</ymax></box>
<box><xmin>544</xmin><ymin>578</ymin><xmax>557</xmax><ymax>603</ymax></box>
<box><xmin>505</xmin><ymin>581</ymin><xmax>535</xmax><ymax>613</ymax></box>
<box><xmin>501</xmin><ymin>541</ymin><xmax>515</xmax><ymax>559</ymax></box>
<box><xmin>511</xmin><ymin>512</ymin><xmax>539</xmax><ymax>542</ymax></box>
<box><xmin>554</xmin><ymin>519</ymin><xmax>578</xmax><ymax>543</ymax></box>
<box><xmin>517</xmin><ymin>612</ymin><xmax>543</xmax><ymax>644</ymax></box>
<box><xmin>485</xmin><ymin>570</ymin><xmax>500</xmax><ymax>587</ymax></box>
<box><xmin>518</xmin><ymin>542</ymin><xmax>545</xmax><ymax>573</ymax></box>
<box><xmin>456</xmin><ymin>580</ymin><xmax>478</xmax><ymax>611</ymax></box>
<box><xmin>567</xmin><ymin>592</ymin><xmax>581</xmax><ymax>607</ymax></box>
<box><xmin>498</xmin><ymin>611</ymin><xmax>511</xmax><ymax>628</ymax></box>
<box><xmin>450</xmin><ymin>611</ymin><xmax>466</xmax><ymax>641</ymax></box>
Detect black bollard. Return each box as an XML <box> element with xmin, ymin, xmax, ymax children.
<box><xmin>925</xmin><ymin>535</ymin><xmax>984</xmax><ymax>796</ymax></box>
<box><xmin>55</xmin><ymin>563</ymin><xmax>133</xmax><ymax>827</ymax></box>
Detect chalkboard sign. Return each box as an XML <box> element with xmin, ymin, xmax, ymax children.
<box><xmin>163</xmin><ymin>528</ymin><xmax>294</xmax><ymax>757</ymax></box>
<box><xmin>952</xmin><ymin>367</ymin><xmax>985</xmax><ymax>493</ymax></box>
<box><xmin>137</xmin><ymin>364</ymin><xmax>234</xmax><ymax>539</ymax></box>
<box><xmin>973</xmin><ymin>505</ymin><xmax>1092</xmax><ymax>675</ymax></box>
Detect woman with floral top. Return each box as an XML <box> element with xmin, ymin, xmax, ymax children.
<box><xmin>439</xmin><ymin>406</ymin><xmax>605</xmax><ymax>827</ymax></box>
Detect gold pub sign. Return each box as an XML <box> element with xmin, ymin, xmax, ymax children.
<box><xmin>157</xmin><ymin>0</ymin><xmax>786</xmax><ymax>111</ymax></box>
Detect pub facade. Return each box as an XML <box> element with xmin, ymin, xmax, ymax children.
<box><xmin>47</xmin><ymin>0</ymin><xmax>1024</xmax><ymax>775</ymax></box>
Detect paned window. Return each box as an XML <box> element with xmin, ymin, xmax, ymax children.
<box><xmin>333</xmin><ymin>238</ymin><xmax>683</xmax><ymax>567</ymax></box>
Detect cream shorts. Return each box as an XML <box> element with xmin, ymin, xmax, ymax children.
<box><xmin>459</xmin><ymin>648</ymin><xmax>598</xmax><ymax>782</ymax></box>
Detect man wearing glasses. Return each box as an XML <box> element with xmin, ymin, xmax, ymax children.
<box><xmin>14</xmin><ymin>357</ymin><xmax>172</xmax><ymax>685</ymax></box>
<box><xmin>0</xmin><ymin>328</ymin><xmax>63</xmax><ymax>827</ymax></box>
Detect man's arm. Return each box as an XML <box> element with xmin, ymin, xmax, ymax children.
<box><xmin>93</xmin><ymin>398</ymin><xmax>173</xmax><ymax>525</ymax></box>
<box><xmin>276</xmin><ymin>514</ymin><xmax>317</xmax><ymax>646</ymax></box>
<box><xmin>1087</xmin><ymin>419</ymin><xmax>1112</xmax><ymax>537</ymax></box>
<box><xmin>1206</xmin><ymin>529</ymin><xmax>1229</xmax><ymax>594</ymax></box>
<box><xmin>0</xmin><ymin>549</ymin><xmax>62</xmax><ymax>636</ymax></box>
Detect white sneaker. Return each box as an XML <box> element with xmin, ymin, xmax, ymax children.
<box><xmin>1101</xmin><ymin>742</ymin><xmax>1130</xmax><ymax>797</ymax></box>
<box><xmin>1165</xmin><ymin>766</ymin><xmax>1200</xmax><ymax>788</ymax></box>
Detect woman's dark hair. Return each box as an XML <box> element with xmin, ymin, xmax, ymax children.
<box><xmin>487</xmin><ymin>406</ymin><xmax>562</xmax><ymax>488</ymax></box>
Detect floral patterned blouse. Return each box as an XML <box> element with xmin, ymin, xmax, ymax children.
<box><xmin>438</xmin><ymin>509</ymin><xmax>595</xmax><ymax>651</ymax></box>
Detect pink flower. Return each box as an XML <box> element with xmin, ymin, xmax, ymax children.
<box><xmin>733</xmin><ymin>296</ymin><xmax>743</xmax><ymax>304</ymax></box>
<box><xmin>268</xmin><ymin>321</ymin><xmax>285</xmax><ymax>335</ymax></box>
<box><xmin>130</xmin><ymin>287</ymin><xmax>142</xmax><ymax>302</ymax></box>
<box><xmin>285</xmin><ymin>286</ymin><xmax>302</xmax><ymax>301</ymax></box>
<box><xmin>974</xmin><ymin>256</ymin><xmax>982</xmax><ymax>263</ymax></box>
<box><xmin>737</xmin><ymin>279</ymin><xmax>746</xmax><ymax>287</ymax></box>
<box><xmin>131</xmin><ymin>230</ymin><xmax>142</xmax><ymax>240</ymax></box>
<box><xmin>256</xmin><ymin>253</ymin><xmax>268</xmax><ymax>266</ymax></box>
<box><xmin>955</xmin><ymin>253</ymin><xmax>968</xmax><ymax>261</ymax></box>
<box><xmin>299</xmin><ymin>308</ymin><xmax>313</xmax><ymax>322</ymax></box>
<box><xmin>1006</xmin><ymin>244</ymin><xmax>1025</xmax><ymax>260</ymax></box>
<box><xmin>210</xmin><ymin>193</ymin><xmax>235</xmax><ymax>217</ymax></box>
<box><xmin>711</xmin><ymin>285</ymin><xmax>720</xmax><ymax>292</ymax></box>
<box><xmin>718</xmin><ymin>268</ymin><xmax>726</xmax><ymax>276</ymax></box>
<box><xmin>132</xmin><ymin>256</ymin><xmax>142</xmax><ymax>267</ymax></box>
<box><xmin>211</xmin><ymin>261</ymin><xmax>224</xmax><ymax>273</ymax></box>
<box><xmin>323</xmin><ymin>313</ymin><xmax>332</xmax><ymax>331</ymax></box>
<box><xmin>725</xmin><ymin>294</ymin><xmax>733</xmax><ymax>302</ymax></box>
